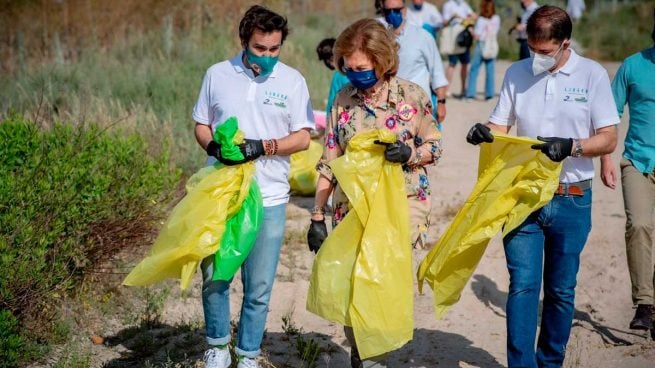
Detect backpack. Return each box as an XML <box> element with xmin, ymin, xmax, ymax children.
<box><xmin>480</xmin><ymin>21</ymin><xmax>499</xmax><ymax>59</ymax></box>
<box><xmin>456</xmin><ymin>26</ymin><xmax>473</xmax><ymax>48</ymax></box>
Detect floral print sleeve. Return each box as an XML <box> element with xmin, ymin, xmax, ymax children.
<box><xmin>316</xmin><ymin>91</ymin><xmax>346</xmax><ymax>182</ymax></box>
<box><xmin>411</xmin><ymin>90</ymin><xmax>442</xmax><ymax>166</ymax></box>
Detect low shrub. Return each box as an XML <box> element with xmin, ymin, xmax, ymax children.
<box><xmin>0</xmin><ymin>116</ymin><xmax>180</xmax><ymax>365</ymax></box>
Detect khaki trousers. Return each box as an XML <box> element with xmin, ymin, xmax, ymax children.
<box><xmin>621</xmin><ymin>158</ymin><xmax>655</xmax><ymax>304</ymax></box>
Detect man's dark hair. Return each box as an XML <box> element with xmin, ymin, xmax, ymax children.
<box><xmin>239</xmin><ymin>5</ymin><xmax>289</xmax><ymax>46</ymax></box>
<box><xmin>374</xmin><ymin>0</ymin><xmax>406</xmax><ymax>15</ymax></box>
<box><xmin>316</xmin><ymin>38</ymin><xmax>335</xmax><ymax>60</ymax></box>
<box><xmin>527</xmin><ymin>5</ymin><xmax>572</xmax><ymax>42</ymax></box>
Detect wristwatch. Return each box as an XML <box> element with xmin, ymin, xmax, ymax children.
<box><xmin>437</xmin><ymin>98</ymin><xmax>446</xmax><ymax>105</ymax></box>
<box><xmin>572</xmin><ymin>139</ymin><xmax>583</xmax><ymax>157</ymax></box>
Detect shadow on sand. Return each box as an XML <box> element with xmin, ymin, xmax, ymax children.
<box><xmin>470</xmin><ymin>274</ymin><xmax>637</xmax><ymax>346</ymax></box>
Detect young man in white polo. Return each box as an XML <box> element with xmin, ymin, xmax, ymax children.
<box><xmin>192</xmin><ymin>5</ymin><xmax>314</xmax><ymax>368</ymax></box>
<box><xmin>466</xmin><ymin>5</ymin><xmax>618</xmax><ymax>367</ymax></box>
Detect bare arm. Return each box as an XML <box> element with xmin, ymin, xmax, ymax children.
<box><xmin>600</xmin><ymin>154</ymin><xmax>617</xmax><ymax>189</ymax></box>
<box><xmin>486</xmin><ymin>122</ymin><xmax>511</xmax><ymax>134</ymax></box>
<box><xmin>311</xmin><ymin>175</ymin><xmax>334</xmax><ymax>221</ymax></box>
<box><xmin>578</xmin><ymin>125</ymin><xmax>617</xmax><ymax>157</ymax></box>
<box><xmin>276</xmin><ymin>128</ymin><xmax>311</xmax><ymax>156</ymax></box>
<box><xmin>195</xmin><ymin>123</ymin><xmax>213</xmax><ymax>150</ymax></box>
<box><xmin>434</xmin><ymin>86</ymin><xmax>447</xmax><ymax>123</ymax></box>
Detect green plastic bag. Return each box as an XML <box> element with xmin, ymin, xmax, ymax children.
<box><xmin>213</xmin><ymin>179</ymin><xmax>263</xmax><ymax>280</ymax></box>
<box><xmin>211</xmin><ymin>117</ymin><xmax>263</xmax><ymax>280</ymax></box>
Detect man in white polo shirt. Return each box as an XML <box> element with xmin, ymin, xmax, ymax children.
<box><xmin>192</xmin><ymin>5</ymin><xmax>314</xmax><ymax>368</ymax></box>
<box><xmin>466</xmin><ymin>6</ymin><xmax>618</xmax><ymax>367</ymax></box>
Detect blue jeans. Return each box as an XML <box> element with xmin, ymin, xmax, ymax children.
<box><xmin>503</xmin><ymin>187</ymin><xmax>592</xmax><ymax>368</ymax></box>
<box><xmin>201</xmin><ymin>203</ymin><xmax>287</xmax><ymax>358</ymax></box>
<box><xmin>466</xmin><ymin>43</ymin><xmax>495</xmax><ymax>99</ymax></box>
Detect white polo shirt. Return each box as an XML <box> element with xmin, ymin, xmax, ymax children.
<box><xmin>193</xmin><ymin>52</ymin><xmax>315</xmax><ymax>206</ymax></box>
<box><xmin>442</xmin><ymin>0</ymin><xmax>473</xmax><ymax>25</ymax></box>
<box><xmin>489</xmin><ymin>49</ymin><xmax>619</xmax><ymax>183</ymax></box>
<box><xmin>407</xmin><ymin>2</ymin><xmax>444</xmax><ymax>31</ymax></box>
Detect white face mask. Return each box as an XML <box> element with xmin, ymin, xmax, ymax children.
<box><xmin>531</xmin><ymin>43</ymin><xmax>564</xmax><ymax>76</ymax></box>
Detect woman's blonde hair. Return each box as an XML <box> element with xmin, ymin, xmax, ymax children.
<box><xmin>334</xmin><ymin>18</ymin><xmax>400</xmax><ymax>78</ymax></box>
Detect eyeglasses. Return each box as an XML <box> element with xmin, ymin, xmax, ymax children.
<box><xmin>383</xmin><ymin>7</ymin><xmax>404</xmax><ymax>15</ymax></box>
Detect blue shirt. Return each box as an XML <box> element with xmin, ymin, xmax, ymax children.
<box><xmin>612</xmin><ymin>47</ymin><xmax>655</xmax><ymax>174</ymax></box>
<box><xmin>395</xmin><ymin>24</ymin><xmax>448</xmax><ymax>98</ymax></box>
<box><xmin>326</xmin><ymin>71</ymin><xmax>350</xmax><ymax>114</ymax></box>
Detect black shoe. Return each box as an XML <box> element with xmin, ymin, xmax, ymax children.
<box><xmin>629</xmin><ymin>304</ymin><xmax>654</xmax><ymax>330</ymax></box>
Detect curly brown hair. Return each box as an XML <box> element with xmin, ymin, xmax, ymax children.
<box><xmin>238</xmin><ymin>5</ymin><xmax>289</xmax><ymax>46</ymax></box>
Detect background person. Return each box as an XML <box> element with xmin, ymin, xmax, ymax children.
<box><xmin>375</xmin><ymin>0</ymin><xmax>449</xmax><ymax>125</ymax></box>
<box><xmin>316</xmin><ymin>37</ymin><xmax>351</xmax><ymax>117</ymax></box>
<box><xmin>442</xmin><ymin>0</ymin><xmax>477</xmax><ymax>97</ymax></box>
<box><xmin>465</xmin><ymin>0</ymin><xmax>500</xmax><ymax>101</ymax></box>
<box><xmin>466</xmin><ymin>6</ymin><xmax>618</xmax><ymax>367</ymax></box>
<box><xmin>192</xmin><ymin>5</ymin><xmax>314</xmax><ymax>368</ymax></box>
<box><xmin>514</xmin><ymin>0</ymin><xmax>540</xmax><ymax>60</ymax></box>
<box><xmin>600</xmin><ymin>9</ymin><xmax>655</xmax><ymax>333</ymax></box>
<box><xmin>307</xmin><ymin>18</ymin><xmax>442</xmax><ymax>367</ymax></box>
<box><xmin>566</xmin><ymin>0</ymin><xmax>586</xmax><ymax>22</ymax></box>
<box><xmin>406</xmin><ymin>0</ymin><xmax>444</xmax><ymax>39</ymax></box>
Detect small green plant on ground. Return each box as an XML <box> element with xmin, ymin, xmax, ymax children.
<box><xmin>281</xmin><ymin>309</ymin><xmax>321</xmax><ymax>368</ymax></box>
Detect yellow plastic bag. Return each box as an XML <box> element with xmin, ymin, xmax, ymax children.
<box><xmin>417</xmin><ymin>133</ymin><xmax>563</xmax><ymax>318</ymax></box>
<box><xmin>123</xmin><ymin>122</ymin><xmax>258</xmax><ymax>290</ymax></box>
<box><xmin>307</xmin><ymin>129</ymin><xmax>413</xmax><ymax>359</ymax></box>
<box><xmin>289</xmin><ymin>139</ymin><xmax>323</xmax><ymax>196</ymax></box>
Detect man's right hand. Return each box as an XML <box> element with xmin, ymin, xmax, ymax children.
<box><xmin>307</xmin><ymin>219</ymin><xmax>328</xmax><ymax>253</ymax></box>
<box><xmin>206</xmin><ymin>140</ymin><xmax>221</xmax><ymax>160</ymax></box>
<box><xmin>466</xmin><ymin>123</ymin><xmax>494</xmax><ymax>145</ymax></box>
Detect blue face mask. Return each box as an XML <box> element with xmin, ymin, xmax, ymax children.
<box><xmin>384</xmin><ymin>9</ymin><xmax>404</xmax><ymax>29</ymax></box>
<box><xmin>245</xmin><ymin>48</ymin><xmax>279</xmax><ymax>77</ymax></box>
<box><xmin>413</xmin><ymin>3</ymin><xmax>423</xmax><ymax>11</ymax></box>
<box><xmin>345</xmin><ymin>69</ymin><xmax>378</xmax><ymax>90</ymax></box>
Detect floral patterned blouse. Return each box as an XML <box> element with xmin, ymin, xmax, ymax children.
<box><xmin>317</xmin><ymin>76</ymin><xmax>442</xmax><ymax>247</ymax></box>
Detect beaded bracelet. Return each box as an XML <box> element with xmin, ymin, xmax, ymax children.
<box><xmin>263</xmin><ymin>139</ymin><xmax>279</xmax><ymax>156</ymax></box>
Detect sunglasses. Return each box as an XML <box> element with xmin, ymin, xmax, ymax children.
<box><xmin>383</xmin><ymin>7</ymin><xmax>404</xmax><ymax>15</ymax></box>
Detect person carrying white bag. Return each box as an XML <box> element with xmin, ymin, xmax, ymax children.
<box><xmin>465</xmin><ymin>0</ymin><xmax>500</xmax><ymax>101</ymax></box>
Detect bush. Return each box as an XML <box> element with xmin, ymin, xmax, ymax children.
<box><xmin>0</xmin><ymin>116</ymin><xmax>180</xmax><ymax>364</ymax></box>
<box><xmin>0</xmin><ymin>310</ymin><xmax>23</xmax><ymax>368</ymax></box>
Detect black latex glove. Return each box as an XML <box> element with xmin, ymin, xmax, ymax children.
<box><xmin>531</xmin><ymin>136</ymin><xmax>573</xmax><ymax>162</ymax></box>
<box><xmin>307</xmin><ymin>219</ymin><xmax>328</xmax><ymax>253</ymax></box>
<box><xmin>466</xmin><ymin>123</ymin><xmax>494</xmax><ymax>145</ymax></box>
<box><xmin>374</xmin><ymin>140</ymin><xmax>412</xmax><ymax>163</ymax></box>
<box><xmin>219</xmin><ymin>139</ymin><xmax>265</xmax><ymax>166</ymax></box>
<box><xmin>206</xmin><ymin>140</ymin><xmax>222</xmax><ymax>160</ymax></box>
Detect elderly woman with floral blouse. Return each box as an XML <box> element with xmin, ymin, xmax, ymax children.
<box><xmin>306</xmin><ymin>18</ymin><xmax>442</xmax><ymax>367</ymax></box>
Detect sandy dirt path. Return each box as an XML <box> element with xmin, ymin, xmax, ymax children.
<box><xmin>88</xmin><ymin>59</ymin><xmax>655</xmax><ymax>368</ymax></box>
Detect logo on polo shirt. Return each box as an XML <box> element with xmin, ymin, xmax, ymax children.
<box><xmin>563</xmin><ymin>87</ymin><xmax>588</xmax><ymax>103</ymax></box>
<box><xmin>263</xmin><ymin>90</ymin><xmax>288</xmax><ymax>109</ymax></box>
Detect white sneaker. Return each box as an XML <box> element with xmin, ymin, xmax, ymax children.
<box><xmin>203</xmin><ymin>347</ymin><xmax>231</xmax><ymax>368</ymax></box>
<box><xmin>237</xmin><ymin>356</ymin><xmax>260</xmax><ymax>368</ymax></box>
